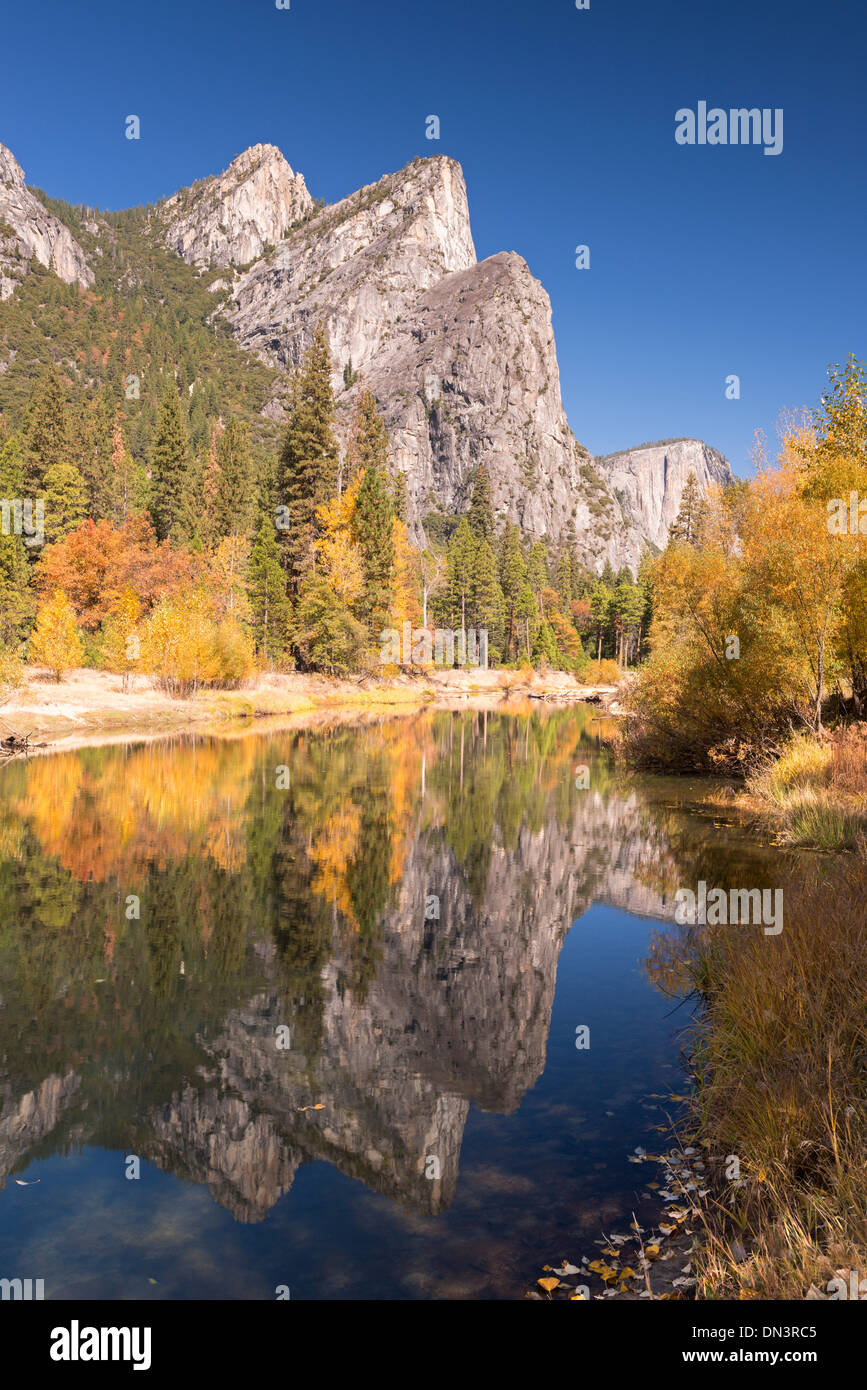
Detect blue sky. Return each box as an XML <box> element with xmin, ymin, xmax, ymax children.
<box><xmin>1</xmin><ymin>0</ymin><xmax>864</xmax><ymax>474</ymax></box>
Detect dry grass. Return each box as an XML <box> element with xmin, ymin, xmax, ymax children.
<box><xmin>747</xmin><ymin>727</ymin><xmax>867</xmax><ymax>850</ymax></box>
<box><xmin>687</xmin><ymin>848</ymin><xmax>867</xmax><ymax>1298</ymax></box>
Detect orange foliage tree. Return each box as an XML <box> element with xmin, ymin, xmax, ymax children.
<box><xmin>35</xmin><ymin>515</ymin><xmax>196</xmax><ymax>631</ymax></box>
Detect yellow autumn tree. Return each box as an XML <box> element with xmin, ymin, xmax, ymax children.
<box><xmin>390</xmin><ymin>516</ymin><xmax>422</xmax><ymax>631</ymax></box>
<box><xmin>314</xmin><ymin>475</ymin><xmax>364</xmax><ymax>605</ymax></box>
<box><xmin>140</xmin><ymin>591</ymin><xmax>254</xmax><ymax>697</ymax></box>
<box><xmin>208</xmin><ymin>535</ymin><xmax>252</xmax><ymax>624</ymax></box>
<box><xmin>99</xmin><ymin>587</ymin><xmax>142</xmax><ymax>692</ymax></box>
<box><xmin>29</xmin><ymin>589</ymin><xmax>84</xmax><ymax>682</ymax></box>
<box><xmin>743</xmin><ymin>464</ymin><xmax>851</xmax><ymax>732</ymax></box>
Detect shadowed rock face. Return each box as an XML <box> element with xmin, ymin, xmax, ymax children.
<box><xmin>0</xmin><ymin>143</ymin><xmax>93</xmax><ymax>300</ymax></box>
<box><xmin>356</xmin><ymin>251</ymin><xmax>596</xmax><ymax>549</ymax></box>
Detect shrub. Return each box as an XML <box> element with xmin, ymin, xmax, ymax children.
<box><xmin>582</xmin><ymin>658</ymin><xmax>621</xmax><ymax>684</ymax></box>
<box><xmin>140</xmin><ymin>593</ymin><xmax>254</xmax><ymax>697</ymax></box>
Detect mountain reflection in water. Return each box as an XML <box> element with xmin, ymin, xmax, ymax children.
<box><xmin>0</xmin><ymin>706</ymin><xmax>781</xmax><ymax>1298</ymax></box>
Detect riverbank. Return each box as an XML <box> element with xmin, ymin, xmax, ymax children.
<box><xmin>612</xmin><ymin>719</ymin><xmax>867</xmax><ymax>853</ymax></box>
<box><xmin>685</xmin><ymin>845</ymin><xmax>867</xmax><ymax>1300</ymax></box>
<box><xmin>0</xmin><ymin>666</ymin><xmax>620</xmax><ymax>750</ymax></box>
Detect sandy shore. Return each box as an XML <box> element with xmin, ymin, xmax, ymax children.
<box><xmin>0</xmin><ymin>666</ymin><xmax>619</xmax><ymax>752</ymax></box>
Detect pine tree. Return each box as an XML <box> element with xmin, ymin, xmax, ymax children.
<box><xmin>279</xmin><ymin>323</ymin><xmax>339</xmax><ymax>590</ymax></box>
<box><xmin>23</xmin><ymin>366</ymin><xmax>70</xmax><ymax>491</ymax></box>
<box><xmin>612</xmin><ymin>578</ymin><xmax>645</xmax><ymax>666</ymax></box>
<box><xmin>589</xmin><ymin>581</ymin><xmax>613</xmax><ymax>660</ymax></box>
<box><xmin>498</xmin><ymin>523</ymin><xmax>526</xmax><ymax>660</ymax></box>
<box><xmin>345</xmin><ymin>388</ymin><xmax>390</xmax><ymax>483</ymax></box>
<box><xmin>249</xmin><ymin>517</ymin><xmax>292</xmax><ymax>662</ymax></box>
<box><xmin>517</xmin><ymin>578</ymin><xmax>537</xmax><ymax>658</ymax></box>
<box><xmin>467</xmin><ymin>464</ymin><xmax>495</xmax><ymax>545</ymax></box>
<box><xmin>40</xmin><ymin>463</ymin><xmax>88</xmax><ymax>544</ymax></box>
<box><xmin>469</xmin><ymin>538</ymin><xmax>504</xmax><ymax>658</ymax></box>
<box><xmin>554</xmin><ymin>548</ymin><xmax>574</xmax><ymax>607</ymax></box>
<box><xmin>109</xmin><ymin>416</ymin><xmax>148</xmax><ymax>524</ymax></box>
<box><xmin>149</xmin><ymin>388</ymin><xmax>193</xmax><ymax>543</ymax></box>
<box><xmin>74</xmin><ymin>397</ymin><xmax>114</xmax><ymax>520</ymax></box>
<box><xmin>0</xmin><ymin>533</ymin><xmax>34</xmax><ymax>646</ymax></box>
<box><xmin>391</xmin><ymin>469</ymin><xmax>407</xmax><ymax>522</ymax></box>
<box><xmin>210</xmin><ymin>420</ymin><xmax>256</xmax><ymax>540</ymax></box>
<box><xmin>669</xmin><ymin>471</ymin><xmax>707</xmax><ymax>546</ymax></box>
<box><xmin>444</xmin><ymin>517</ymin><xmax>476</xmax><ymax>630</ymax></box>
<box><xmin>353</xmin><ymin>463</ymin><xmax>395</xmax><ymax>636</ymax></box>
<box><xmin>0</xmin><ymin>431</ymin><xmax>25</xmax><ymax>496</ymax></box>
<box><xmin>527</xmin><ymin>541</ymin><xmax>548</xmax><ymax>612</ymax></box>
<box><xmin>295</xmin><ymin>576</ymin><xmax>367</xmax><ymax>675</ymax></box>
<box><xmin>531</xmin><ymin>619</ymin><xmax>559</xmax><ymax>668</ymax></box>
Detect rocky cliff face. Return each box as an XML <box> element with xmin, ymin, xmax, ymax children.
<box><xmin>356</xmin><ymin>250</ymin><xmax>595</xmax><ymax>545</ymax></box>
<box><xmin>0</xmin><ymin>142</ymin><xmax>93</xmax><ymax>300</ymax></box>
<box><xmin>216</xmin><ymin>155</ymin><xmax>611</xmax><ymax>555</ymax></box>
<box><xmin>596</xmin><ymin>439</ymin><xmax>733</xmax><ymax>555</ymax></box>
<box><xmin>225</xmin><ymin>155</ymin><xmax>476</xmax><ymax>376</ymax></box>
<box><xmin>160</xmin><ymin>143</ymin><xmax>314</xmax><ymax>269</ymax></box>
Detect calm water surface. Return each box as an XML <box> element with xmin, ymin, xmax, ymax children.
<box><xmin>0</xmin><ymin>706</ymin><xmax>782</xmax><ymax>1299</ymax></box>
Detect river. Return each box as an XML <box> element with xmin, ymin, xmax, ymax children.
<box><xmin>0</xmin><ymin>704</ymin><xmax>784</xmax><ymax>1299</ymax></box>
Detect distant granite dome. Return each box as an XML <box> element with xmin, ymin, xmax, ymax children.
<box><xmin>595</xmin><ymin>439</ymin><xmax>734</xmax><ymax>564</ymax></box>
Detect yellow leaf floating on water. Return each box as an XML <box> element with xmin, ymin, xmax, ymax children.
<box><xmin>296</xmin><ymin>1103</ymin><xmax>326</xmax><ymax>1112</ymax></box>
<box><xmin>538</xmin><ymin>1277</ymin><xmax>560</xmax><ymax>1293</ymax></box>
<box><xmin>645</xmin><ymin>1245</ymin><xmax>660</xmax><ymax>1258</ymax></box>
<box><xmin>659</xmin><ymin>1223</ymin><xmax>676</xmax><ymax>1235</ymax></box>
<box><xmin>620</xmin><ymin>1267</ymin><xmax>636</xmax><ymax>1279</ymax></box>
<box><xmin>570</xmin><ymin>1292</ymin><xmax>586</xmax><ymax>1301</ymax></box>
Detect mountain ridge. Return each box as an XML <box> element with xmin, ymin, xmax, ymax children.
<box><xmin>0</xmin><ymin>137</ymin><xmax>733</xmax><ymax>573</ymax></box>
